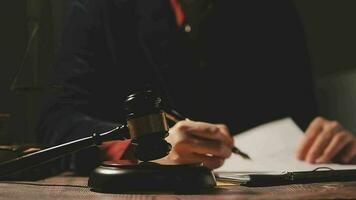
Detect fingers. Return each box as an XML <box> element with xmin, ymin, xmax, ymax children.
<box><xmin>340</xmin><ymin>142</ymin><xmax>356</xmax><ymax>164</ymax></box>
<box><xmin>165</xmin><ymin>120</ymin><xmax>233</xmax><ymax>169</ymax></box>
<box><xmin>305</xmin><ymin>120</ymin><xmax>342</xmax><ymax>163</ymax></box>
<box><xmin>216</xmin><ymin>123</ymin><xmax>235</xmax><ymax>147</ymax></box>
<box><xmin>315</xmin><ymin>132</ymin><xmax>353</xmax><ymax>163</ymax></box>
<box><xmin>173</xmin><ymin>120</ymin><xmax>233</xmax><ymax>148</ymax></box>
<box><xmin>297</xmin><ymin>116</ymin><xmax>356</xmax><ymax>164</ymax></box>
<box><xmin>188</xmin><ymin>153</ymin><xmax>225</xmax><ymax>169</ymax></box>
<box><xmin>297</xmin><ymin>117</ymin><xmax>324</xmax><ymax>160</ymax></box>
<box><xmin>167</xmin><ymin>151</ymin><xmax>225</xmax><ymax>169</ymax></box>
<box><xmin>177</xmin><ymin>135</ymin><xmax>232</xmax><ymax>159</ymax></box>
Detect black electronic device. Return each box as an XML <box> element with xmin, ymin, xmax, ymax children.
<box><xmin>0</xmin><ymin>90</ymin><xmax>216</xmax><ymax>192</ymax></box>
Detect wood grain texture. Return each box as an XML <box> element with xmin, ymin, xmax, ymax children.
<box><xmin>0</xmin><ymin>173</ymin><xmax>356</xmax><ymax>200</ymax></box>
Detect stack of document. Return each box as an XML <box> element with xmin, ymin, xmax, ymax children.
<box><xmin>214</xmin><ymin>118</ymin><xmax>356</xmax><ymax>185</ymax></box>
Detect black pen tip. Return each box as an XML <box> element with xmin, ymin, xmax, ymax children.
<box><xmin>232</xmin><ymin>147</ymin><xmax>251</xmax><ymax>160</ymax></box>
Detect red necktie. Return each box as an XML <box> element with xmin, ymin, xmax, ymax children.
<box><xmin>170</xmin><ymin>0</ymin><xmax>185</xmax><ymax>27</ymax></box>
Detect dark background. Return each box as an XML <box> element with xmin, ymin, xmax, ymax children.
<box><xmin>1</xmin><ymin>0</ymin><xmax>356</xmax><ymax>145</ymax></box>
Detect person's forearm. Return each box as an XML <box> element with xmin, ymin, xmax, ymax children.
<box><xmin>37</xmin><ymin>105</ymin><xmax>124</xmax><ymax>174</ymax></box>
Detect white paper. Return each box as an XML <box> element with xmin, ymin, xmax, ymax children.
<box><xmin>215</xmin><ymin>118</ymin><xmax>356</xmax><ymax>173</ymax></box>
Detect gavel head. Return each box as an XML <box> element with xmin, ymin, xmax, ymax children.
<box><xmin>124</xmin><ymin>90</ymin><xmax>171</xmax><ymax>161</ymax></box>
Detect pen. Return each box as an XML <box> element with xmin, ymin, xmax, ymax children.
<box><xmin>231</xmin><ymin>146</ymin><xmax>251</xmax><ymax>160</ymax></box>
<box><xmin>164</xmin><ymin>110</ymin><xmax>251</xmax><ymax>160</ymax></box>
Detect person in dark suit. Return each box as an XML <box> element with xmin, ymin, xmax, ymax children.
<box><xmin>37</xmin><ymin>0</ymin><xmax>356</xmax><ymax>174</ymax></box>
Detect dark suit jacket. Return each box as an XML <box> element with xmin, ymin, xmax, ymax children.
<box><xmin>37</xmin><ymin>0</ymin><xmax>317</xmax><ymax>174</ymax></box>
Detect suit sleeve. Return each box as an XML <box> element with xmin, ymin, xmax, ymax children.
<box><xmin>275</xmin><ymin>0</ymin><xmax>318</xmax><ymax>130</ymax></box>
<box><xmin>36</xmin><ymin>0</ymin><xmax>128</xmax><ymax>175</ymax></box>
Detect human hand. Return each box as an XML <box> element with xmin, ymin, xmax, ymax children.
<box><xmin>297</xmin><ymin>117</ymin><xmax>356</xmax><ymax>164</ymax></box>
<box><xmin>157</xmin><ymin>120</ymin><xmax>234</xmax><ymax>169</ymax></box>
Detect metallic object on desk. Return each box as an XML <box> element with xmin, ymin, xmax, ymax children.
<box><xmin>0</xmin><ymin>91</ymin><xmax>170</xmax><ymax>177</ymax></box>
<box><xmin>0</xmin><ymin>125</ymin><xmax>130</xmax><ymax>179</ymax></box>
<box><xmin>124</xmin><ymin>90</ymin><xmax>171</xmax><ymax>161</ymax></box>
<box><xmin>0</xmin><ymin>90</ymin><xmax>216</xmax><ymax>192</ymax></box>
<box><xmin>89</xmin><ymin>90</ymin><xmax>216</xmax><ymax>193</ymax></box>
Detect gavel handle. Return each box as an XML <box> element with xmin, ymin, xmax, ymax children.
<box><xmin>0</xmin><ymin>125</ymin><xmax>129</xmax><ymax>178</ymax></box>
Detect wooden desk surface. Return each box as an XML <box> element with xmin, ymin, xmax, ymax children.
<box><xmin>1</xmin><ymin>173</ymin><xmax>356</xmax><ymax>200</ymax></box>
